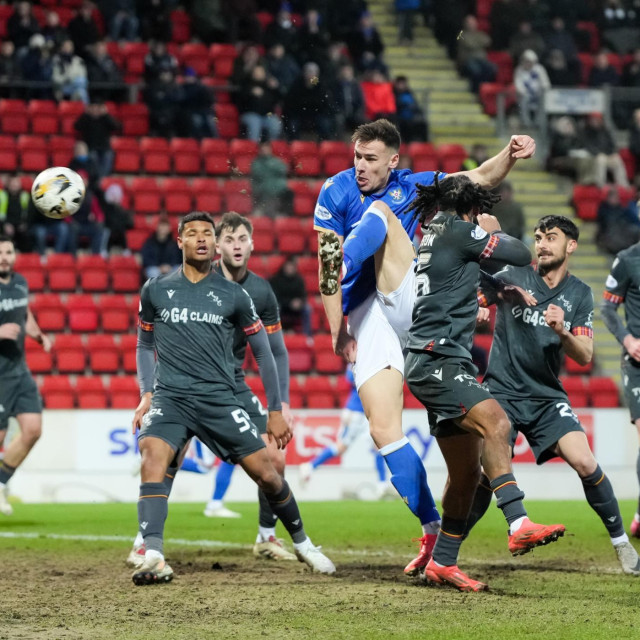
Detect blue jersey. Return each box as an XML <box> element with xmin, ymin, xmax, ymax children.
<box><xmin>344</xmin><ymin>365</ymin><xmax>364</xmax><ymax>413</ymax></box>
<box><xmin>313</xmin><ymin>167</ymin><xmax>443</xmax><ymax>313</ymax></box>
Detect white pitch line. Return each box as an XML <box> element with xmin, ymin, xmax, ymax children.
<box><xmin>0</xmin><ymin>532</ymin><xmax>397</xmax><ymax>557</ymax></box>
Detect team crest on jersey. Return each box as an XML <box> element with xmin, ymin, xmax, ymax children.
<box><xmin>389</xmin><ymin>188</ymin><xmax>403</xmax><ymax>202</ymax></box>
<box><xmin>557</xmin><ymin>294</ymin><xmax>572</xmax><ymax>312</ymax></box>
<box><xmin>606</xmin><ymin>274</ymin><xmax>618</xmax><ymax>289</ymax></box>
<box><xmin>323</xmin><ymin>178</ymin><xmax>334</xmax><ymax>190</ymax></box>
<box><xmin>207</xmin><ymin>291</ymin><xmax>222</xmax><ymax>306</ymax></box>
<box><xmin>471</xmin><ymin>226</ymin><xmax>488</xmax><ymax>240</ymax></box>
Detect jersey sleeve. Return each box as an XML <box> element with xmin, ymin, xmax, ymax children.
<box><xmin>603</xmin><ymin>256</ymin><xmax>631</xmax><ymax>305</ymax></box>
<box><xmin>454</xmin><ymin>219</ymin><xmax>499</xmax><ymax>260</ymax></box>
<box><xmin>138</xmin><ymin>279</ymin><xmax>155</xmax><ymax>332</ymax></box>
<box><xmin>570</xmin><ymin>286</ymin><xmax>594</xmax><ymax>338</ymax></box>
<box><xmin>261</xmin><ymin>281</ymin><xmax>282</xmax><ymax>334</ymax></box>
<box><xmin>235</xmin><ymin>287</ymin><xmax>264</xmax><ymax>336</ymax></box>
<box><xmin>313</xmin><ymin>177</ymin><xmax>347</xmax><ymax>235</ymax></box>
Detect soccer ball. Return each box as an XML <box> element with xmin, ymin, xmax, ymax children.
<box><xmin>31</xmin><ymin>167</ymin><xmax>86</xmax><ymax>219</ymax></box>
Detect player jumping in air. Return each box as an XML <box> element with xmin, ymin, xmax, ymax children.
<box><xmin>131</xmin><ymin>212</ymin><xmax>334</xmax><ymax>585</ymax></box>
<box><xmin>602</xmin><ymin>216</ymin><xmax>640</xmax><ymax>541</ymax></box>
<box><xmin>313</xmin><ymin>118</ymin><xmax>537</xmax><ymax>575</ymax></box>
<box><xmin>404</xmin><ymin>176</ymin><xmax>566</xmax><ymax>592</ymax></box>
<box><xmin>0</xmin><ymin>235</ymin><xmax>51</xmax><ymax>516</ymax></box>
<box><xmin>470</xmin><ymin>215</ymin><xmax>640</xmax><ymax>576</ymax></box>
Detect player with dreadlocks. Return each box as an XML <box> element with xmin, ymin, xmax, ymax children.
<box><xmin>403</xmin><ymin>174</ymin><xmax>566</xmax><ymax>592</ymax></box>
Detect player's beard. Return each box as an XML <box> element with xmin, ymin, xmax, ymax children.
<box><xmin>537</xmin><ymin>254</ymin><xmax>563</xmax><ymax>276</ymax></box>
<box><xmin>0</xmin><ymin>266</ymin><xmax>12</xmax><ymax>279</ymax></box>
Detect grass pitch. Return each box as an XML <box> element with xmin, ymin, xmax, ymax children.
<box><xmin>1</xmin><ymin>500</ymin><xmax>639</xmax><ymax>640</ymax></box>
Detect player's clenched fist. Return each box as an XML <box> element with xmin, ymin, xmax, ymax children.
<box><xmin>267</xmin><ymin>411</ymin><xmax>293</xmax><ymax>449</ymax></box>
<box><xmin>543</xmin><ymin>303</ymin><xmax>565</xmax><ymax>334</ymax></box>
<box><xmin>477</xmin><ymin>213</ymin><xmax>501</xmax><ymax>234</ymax></box>
<box><xmin>509</xmin><ymin>135</ymin><xmax>536</xmax><ymax>159</ymax></box>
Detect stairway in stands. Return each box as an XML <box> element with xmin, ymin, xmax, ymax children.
<box><xmin>368</xmin><ymin>1</ymin><xmax>620</xmax><ymax>379</ymax></box>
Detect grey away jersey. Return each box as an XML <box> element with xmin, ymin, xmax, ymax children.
<box><xmin>406</xmin><ymin>212</ymin><xmax>501</xmax><ymax>358</ymax></box>
<box><xmin>603</xmin><ymin>244</ymin><xmax>640</xmax><ymax>341</ymax></box>
<box><xmin>213</xmin><ymin>264</ymin><xmax>281</xmax><ymax>391</ymax></box>
<box><xmin>139</xmin><ymin>268</ymin><xmax>262</xmax><ymax>397</ymax></box>
<box><xmin>0</xmin><ymin>272</ymin><xmax>29</xmax><ymax>378</ymax></box>
<box><xmin>484</xmin><ymin>265</ymin><xmax>594</xmax><ymax>400</ymax></box>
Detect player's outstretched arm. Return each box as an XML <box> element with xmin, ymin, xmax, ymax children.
<box><xmin>25</xmin><ymin>308</ymin><xmax>51</xmax><ymax>352</ymax></box>
<box><xmin>452</xmin><ymin>135</ymin><xmax>535</xmax><ymax>189</ymax></box>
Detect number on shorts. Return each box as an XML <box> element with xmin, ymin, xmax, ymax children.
<box><xmin>232</xmin><ymin>408</ymin><xmax>252</xmax><ymax>433</ymax></box>
<box><xmin>251</xmin><ymin>396</ymin><xmax>267</xmax><ymax>416</ymax></box>
<box><xmin>556</xmin><ymin>402</ymin><xmax>577</xmax><ymax>420</ymax></box>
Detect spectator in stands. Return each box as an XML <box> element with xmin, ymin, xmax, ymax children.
<box><xmin>333</xmin><ymin>64</ymin><xmax>365</xmax><ymax>137</ymax></box>
<box><xmin>236</xmin><ymin>65</ymin><xmax>282</xmax><ymax>142</ymax></box>
<box><xmin>544</xmin><ymin>49</ymin><xmax>580</xmax><ymax>87</ymax></box>
<box><xmin>297</xmin><ymin>9</ymin><xmax>330</xmax><ymax>68</ymax></box>
<box><xmin>69</xmin><ymin>141</ymin><xmax>99</xmax><ymax>190</ymax></box>
<box><xmin>74</xmin><ymin>101</ymin><xmax>121</xmax><ymax>179</ymax></box>
<box><xmin>178</xmin><ymin>67</ymin><xmax>217</xmax><ymax>139</ymax></box>
<box><xmin>323</xmin><ymin>41</ymin><xmax>351</xmax><ymax>80</ymax></box>
<box><xmin>144</xmin><ymin>69</ymin><xmax>182</xmax><ymax>138</ymax></box>
<box><xmin>395</xmin><ymin>0</ymin><xmax>421</xmax><ymax>47</ymax></box>
<box><xmin>596</xmin><ymin>187</ymin><xmax>640</xmax><ymax>254</ymax></box>
<box><xmin>346</xmin><ymin>11</ymin><xmax>386</xmax><ymax>73</ymax></box>
<box><xmin>29</xmin><ymin>199</ymin><xmax>72</xmax><ymax>255</ymax></box>
<box><xmin>327</xmin><ymin>0</ymin><xmax>368</xmax><ymax>42</ymax></box>
<box><xmin>100</xmin><ymin>0</ymin><xmax>139</xmax><ymax>43</ymax></box>
<box><xmin>491</xmin><ymin>181</ymin><xmax>525</xmax><ymax>241</ymax></box>
<box><xmin>456</xmin><ymin>14</ymin><xmax>497</xmax><ymax>94</ymax></box>
<box><xmin>0</xmin><ymin>41</ymin><xmax>20</xmax><ymax>95</ymax></box>
<box><xmin>141</xmin><ymin>215</ymin><xmax>181</xmax><ymax>279</ymax></box>
<box><xmin>393</xmin><ymin>75</ymin><xmax>428</xmax><ymax>143</ymax></box>
<box><xmin>584</xmin><ymin>112</ymin><xmax>630</xmax><ymax>188</ymax></box>
<box><xmin>521</xmin><ymin>0</ymin><xmax>551</xmax><ymax>33</ymax></box>
<box><xmin>543</xmin><ymin>16</ymin><xmax>579</xmax><ymax>66</ymax></box>
<box><xmin>547</xmin><ymin>115</ymin><xmax>593</xmax><ymax>182</ymax></box>
<box><xmin>52</xmin><ymin>39</ymin><xmax>89</xmax><ymax>104</ymax></box>
<box><xmin>265</xmin><ymin>43</ymin><xmax>300</xmax><ymax>96</ymax></box>
<box><xmin>190</xmin><ymin>0</ymin><xmax>227</xmax><ymax>44</ymax></box>
<box><xmin>250</xmin><ymin>141</ymin><xmax>293</xmax><ymax>217</ymax></box>
<box><xmin>284</xmin><ymin>61</ymin><xmax>335</xmax><ymax>141</ymax></box>
<box><xmin>86</xmin><ymin>41</ymin><xmax>123</xmax><ymax>101</ymax></box>
<box><xmin>589</xmin><ymin>51</ymin><xmax>621</xmax><ymax>87</ymax></box>
<box><xmin>144</xmin><ymin>40</ymin><xmax>178</xmax><ymax>84</ymax></box>
<box><xmin>231</xmin><ymin>44</ymin><xmax>263</xmax><ymax>88</ymax></box>
<box><xmin>361</xmin><ymin>69</ymin><xmax>396</xmax><ymax>123</ymax></box>
<box><xmin>431</xmin><ymin>0</ymin><xmax>467</xmax><ymax>59</ymax></box>
<box><xmin>7</xmin><ymin>1</ymin><xmax>40</xmax><ymax>53</ymax></box>
<box><xmin>67</xmin><ymin>1</ymin><xmax>101</xmax><ymax>59</ymax></box>
<box><xmin>223</xmin><ymin>0</ymin><xmax>262</xmax><ymax>45</ymax></box>
<box><xmin>138</xmin><ymin>0</ymin><xmax>172</xmax><ymax>42</ymax></box>
<box><xmin>460</xmin><ymin>143</ymin><xmax>489</xmax><ymax>171</ymax></box>
<box><xmin>20</xmin><ymin>34</ymin><xmax>52</xmax><ymax>99</ymax></box>
<box><xmin>514</xmin><ymin>49</ymin><xmax>550</xmax><ymax>127</ymax></box>
<box><xmin>269</xmin><ymin>256</ymin><xmax>312</xmax><ymax>336</ymax></box>
<box><xmin>629</xmin><ymin>109</ymin><xmax>640</xmax><ymax>178</ymax></box>
<box><xmin>99</xmin><ymin>182</ymin><xmax>132</xmax><ymax>253</ymax></box>
<box><xmin>42</xmin><ymin>10</ymin><xmax>69</xmax><ymax>53</ymax></box>
<box><xmin>623</xmin><ymin>48</ymin><xmax>640</xmax><ymax>87</ymax></box>
<box><xmin>490</xmin><ymin>0</ymin><xmax>526</xmax><ymax>51</ymax></box>
<box><xmin>264</xmin><ymin>9</ymin><xmax>300</xmax><ymax>56</ymax></box>
<box><xmin>598</xmin><ymin>0</ymin><xmax>640</xmax><ymax>54</ymax></box>
<box><xmin>0</xmin><ymin>176</ymin><xmax>31</xmax><ymax>253</ymax></box>
<box><xmin>509</xmin><ymin>20</ymin><xmax>546</xmax><ymax>64</ymax></box>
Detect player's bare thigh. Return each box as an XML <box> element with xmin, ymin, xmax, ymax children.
<box><xmin>358</xmin><ymin>367</ymin><xmax>404</xmax><ymax>448</ymax></box>
<box><xmin>262</xmin><ymin>433</ymin><xmax>286</xmax><ymax>476</ymax></box>
<box><xmin>371</xmin><ymin>201</ymin><xmax>416</xmax><ymax>296</ymax></box>
<box><xmin>551</xmin><ymin>430</ymin><xmax>597</xmax><ymax>477</ymax></box>
<box><xmin>139</xmin><ymin>436</ymin><xmax>177</xmax><ymax>483</ymax></box>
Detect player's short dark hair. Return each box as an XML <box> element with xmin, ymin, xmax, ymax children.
<box><xmin>534</xmin><ymin>215</ymin><xmax>579</xmax><ymax>241</ymax></box>
<box><xmin>0</xmin><ymin>234</ymin><xmax>14</xmax><ymax>246</ymax></box>
<box><xmin>178</xmin><ymin>211</ymin><xmax>215</xmax><ymax>235</ymax></box>
<box><xmin>215</xmin><ymin>211</ymin><xmax>253</xmax><ymax>237</ymax></box>
<box><xmin>407</xmin><ymin>174</ymin><xmax>501</xmax><ymax>226</ymax></box>
<box><xmin>351</xmin><ymin>119</ymin><xmax>401</xmax><ymax>151</ymax></box>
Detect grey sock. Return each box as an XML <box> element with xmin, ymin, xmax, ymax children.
<box><xmin>258</xmin><ymin>488</ymin><xmax>279</xmax><ymax>528</ymax></box>
<box><xmin>582</xmin><ymin>465</ymin><xmax>624</xmax><ymax>538</ymax></box>
<box><xmin>263</xmin><ymin>479</ymin><xmax>306</xmax><ymax>543</ymax></box>
<box><xmin>0</xmin><ymin>461</ymin><xmax>16</xmax><ymax>485</ymax></box>
<box><xmin>138</xmin><ymin>482</ymin><xmax>169</xmax><ymax>554</ymax></box>
<box><xmin>490</xmin><ymin>473</ymin><xmax>527</xmax><ymax>525</ymax></box>
<box><xmin>432</xmin><ymin>517</ymin><xmax>466</xmax><ymax>566</ymax></box>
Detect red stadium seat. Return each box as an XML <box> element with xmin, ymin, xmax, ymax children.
<box><xmin>319</xmin><ymin>141</ymin><xmax>352</xmax><ymax>176</ymax></box>
<box><xmin>170</xmin><ymin>138</ymin><xmax>201</xmax><ymax>175</ymax></box>
<box><xmin>408</xmin><ymin>142</ymin><xmax>438</xmax><ymax>172</ymax></box>
<box><xmin>31</xmin><ymin>294</ymin><xmax>66</xmax><ymax>332</ymax></box>
<box><xmin>264</xmin><ymin>255</ymin><xmax>286</xmax><ymax>277</ymax></box>
<box><xmin>560</xmin><ymin>376</ymin><xmax>588</xmax><ymax>407</ymax></box>
<box><xmin>271</xmin><ymin>140</ymin><xmax>292</xmax><ymax>167</ymax></box>
<box><xmin>48</xmin><ymin>135</ymin><xmax>75</xmax><ymax>167</ymax></box>
<box><xmin>290</xmin><ymin>141</ymin><xmax>320</xmax><ymax>176</ymax></box>
<box><xmin>274</xmin><ymin>217</ymin><xmax>308</xmax><ymax>254</ymax></box>
<box><xmin>179</xmin><ymin>43</ymin><xmax>210</xmax><ymax>76</ymax></box>
<box><xmin>588</xmin><ymin>377</ymin><xmax>619</xmax><ymax>408</ymax></box>
<box><xmin>109</xmin><ymin>255</ymin><xmax>141</xmax><ymax>293</ymax></box>
<box><xmin>87</xmin><ymin>334</ymin><xmax>120</xmax><ymax>374</ymax></box>
<box><xmin>46</xmin><ymin>253</ymin><xmax>77</xmax><ymax>292</ymax></box>
<box><xmin>28</xmin><ymin>100</ymin><xmax>59</xmax><ymax>135</ymax></box>
<box><xmin>572</xmin><ymin>184</ymin><xmax>601</xmax><ymax>221</ymax></box>
<box><xmin>58</xmin><ymin>100</ymin><xmax>85</xmax><ymax>135</ymax></box>
<box><xmin>192</xmin><ymin>177</ymin><xmax>223</xmax><ymax>211</ymax></box>
<box><xmin>76</xmin><ymin>376</ymin><xmax>108</xmax><ymax>409</ymax></box>
<box><xmin>77</xmin><ymin>255</ymin><xmax>109</xmax><ymax>292</ymax></box>
<box><xmin>313</xmin><ymin>334</ymin><xmax>343</xmax><ymax>374</ymax></box>
<box><xmin>223</xmin><ymin>178</ymin><xmax>252</xmax><ymax>213</ymax></box>
<box><xmin>250</xmin><ymin>217</ymin><xmax>275</xmax><ymax>253</ymax></box>
<box><xmin>67</xmin><ymin>294</ymin><xmax>99</xmax><ymax>332</ymax></box>
<box><xmin>25</xmin><ymin>339</ymin><xmax>53</xmax><ymax>374</ymax></box>
<box><xmin>109</xmin><ymin>375</ymin><xmax>140</xmax><ymax>408</ymax></box>
<box><xmin>119</xmin><ymin>103</ymin><xmax>149</xmax><ymax>137</ymax></box>
<box><xmin>229</xmin><ymin>139</ymin><xmax>258</xmax><ymax>175</ymax></box>
<box><xmin>171</xmin><ymin>9</ymin><xmax>192</xmax><ymax>43</ymax></box>
<box><xmin>284</xmin><ymin>335</ymin><xmax>313</xmax><ymax>373</ymax></box>
<box><xmin>209</xmin><ymin>44</ymin><xmax>237</xmax><ymax>78</ymax></box>
<box><xmin>140</xmin><ymin>137</ymin><xmax>170</xmax><ymax>174</ymax></box>
<box><xmin>214</xmin><ymin>103</ymin><xmax>239</xmax><ymax>138</ymax></box>
<box><xmin>53</xmin><ymin>334</ymin><xmax>86</xmax><ymax>374</ymax></box>
<box><xmin>486</xmin><ymin>51</ymin><xmax>514</xmax><ymax>84</ymax></box>
<box><xmin>302</xmin><ymin>376</ymin><xmax>337</xmax><ymax>409</ymax></box>
<box><xmin>18</xmin><ymin>262</ymin><xmax>46</xmax><ymax>292</ymax></box>
<box><xmin>479</xmin><ymin>83</ymin><xmax>516</xmax><ymax>117</ymax></box>
<box><xmin>41</xmin><ymin>375</ymin><xmax>75</xmax><ymax>409</ymax></box>
<box><xmin>161</xmin><ymin>177</ymin><xmax>192</xmax><ymax>215</ymax></box>
<box><xmin>119</xmin><ymin>334</ymin><xmax>138</xmax><ymax>374</ymax></box>
<box><xmin>18</xmin><ymin>135</ymin><xmax>48</xmax><ymax>173</ymax></box>
<box><xmin>98</xmin><ymin>294</ymin><xmax>132</xmax><ymax>333</ymax></box>
<box><xmin>126</xmin><ymin>228</ymin><xmax>150</xmax><ymax>252</ymax></box>
<box><xmin>122</xmin><ymin>42</ymin><xmax>148</xmax><ymax>77</ymax></box>
<box><xmin>620</xmin><ymin>148</ymin><xmax>637</xmax><ymax>182</ymax></box>
<box><xmin>0</xmin><ymin>135</ymin><xmax>18</xmax><ymax>171</ymax></box>
<box><xmin>112</xmin><ymin>137</ymin><xmax>141</xmax><ymax>173</ymax></box>
<box><xmin>131</xmin><ymin>176</ymin><xmax>161</xmax><ymax>214</ymax></box>
<box><xmin>288</xmin><ymin>180</ymin><xmax>315</xmax><ymax>217</ymax></box>
<box><xmin>0</xmin><ymin>99</ymin><xmax>28</xmax><ymax>134</ymax></box>
<box><xmin>438</xmin><ymin>144</ymin><xmax>467</xmax><ymax>174</ymax></box>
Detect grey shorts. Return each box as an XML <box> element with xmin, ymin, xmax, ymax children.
<box><xmin>405</xmin><ymin>351</ymin><xmax>492</xmax><ymax>438</ymax></box>
<box><xmin>621</xmin><ymin>353</ymin><xmax>640</xmax><ymax>423</ymax></box>
<box><xmin>236</xmin><ymin>386</ymin><xmax>268</xmax><ymax>436</ymax></box>
<box><xmin>0</xmin><ymin>372</ymin><xmax>43</xmax><ymax>430</ymax></box>
<box><xmin>496</xmin><ymin>395</ymin><xmax>584</xmax><ymax>465</ymax></box>
<box><xmin>138</xmin><ymin>389</ymin><xmax>265</xmax><ymax>463</ymax></box>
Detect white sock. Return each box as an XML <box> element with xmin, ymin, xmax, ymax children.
<box><xmin>293</xmin><ymin>536</ymin><xmax>312</xmax><ymax>551</ymax></box>
<box><xmin>422</xmin><ymin>520</ymin><xmax>441</xmax><ymax>536</ymax></box>
<box><xmin>207</xmin><ymin>500</ymin><xmax>223</xmax><ymax>510</ymax></box>
<box><xmin>258</xmin><ymin>526</ymin><xmax>276</xmax><ymax>542</ymax></box>
<box><xmin>611</xmin><ymin>533</ymin><xmax>629</xmax><ymax>546</ymax></box>
<box><xmin>145</xmin><ymin>549</ymin><xmax>163</xmax><ymax>562</ymax></box>
<box><xmin>134</xmin><ymin>532</ymin><xmax>144</xmax><ymax>548</ymax></box>
<box><xmin>509</xmin><ymin>516</ymin><xmax>527</xmax><ymax>533</ymax></box>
